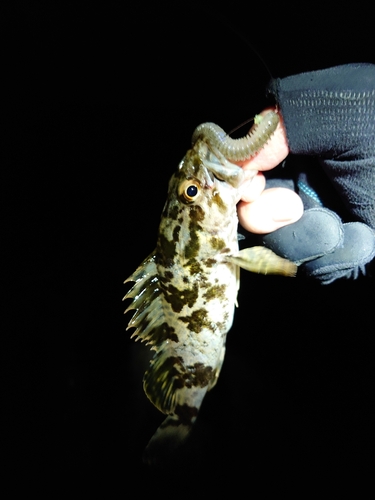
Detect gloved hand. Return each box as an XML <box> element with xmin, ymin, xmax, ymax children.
<box><xmin>238</xmin><ymin>63</ymin><xmax>375</xmax><ymax>284</ymax></box>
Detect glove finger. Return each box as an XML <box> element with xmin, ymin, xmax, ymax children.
<box><xmin>262</xmin><ymin>208</ymin><xmax>343</xmax><ymax>265</ymax></box>
<box><xmin>302</xmin><ymin>222</ymin><xmax>375</xmax><ymax>284</ymax></box>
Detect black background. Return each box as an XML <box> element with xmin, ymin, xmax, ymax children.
<box><xmin>4</xmin><ymin>2</ymin><xmax>374</xmax><ymax>493</ymax></box>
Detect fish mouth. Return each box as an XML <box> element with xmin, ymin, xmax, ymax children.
<box><xmin>203</xmin><ymin>148</ymin><xmax>245</xmax><ymax>189</ymax></box>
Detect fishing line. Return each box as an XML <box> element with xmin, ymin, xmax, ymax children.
<box><xmin>201</xmin><ymin>9</ymin><xmax>275</xmax><ymax>135</ymax></box>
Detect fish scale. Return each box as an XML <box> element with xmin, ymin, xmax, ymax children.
<box><xmin>124</xmin><ymin>112</ymin><xmax>297</xmax><ymax>464</ymax></box>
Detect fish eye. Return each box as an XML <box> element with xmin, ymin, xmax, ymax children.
<box><xmin>178</xmin><ymin>179</ymin><xmax>201</xmax><ymax>203</ymax></box>
<box><xmin>186</xmin><ymin>185</ymin><xmax>198</xmax><ymax>197</ymax></box>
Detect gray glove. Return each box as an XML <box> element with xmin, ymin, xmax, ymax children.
<box><xmin>261</xmin><ymin>63</ymin><xmax>375</xmax><ymax>284</ymax></box>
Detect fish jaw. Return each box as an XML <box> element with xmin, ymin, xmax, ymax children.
<box><xmin>159</xmin><ymin>141</ymin><xmax>245</xmax><ymax>261</ymax></box>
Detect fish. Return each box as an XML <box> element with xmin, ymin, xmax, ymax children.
<box><xmin>123</xmin><ymin>111</ymin><xmax>297</xmax><ymax>464</ymax></box>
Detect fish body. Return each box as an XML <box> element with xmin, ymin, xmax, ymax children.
<box><xmin>124</xmin><ymin>113</ymin><xmax>296</xmax><ymax>463</ymax></box>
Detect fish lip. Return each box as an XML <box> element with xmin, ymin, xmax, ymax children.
<box><xmin>205</xmin><ymin>159</ymin><xmax>245</xmax><ymax>189</ymax></box>
<box><xmin>204</xmin><ymin>148</ymin><xmax>245</xmax><ymax>189</ymax></box>
<box><xmin>194</xmin><ymin>139</ymin><xmax>246</xmax><ymax>189</ymax></box>
<box><xmin>202</xmin><ymin>165</ymin><xmax>215</xmax><ymax>189</ymax></box>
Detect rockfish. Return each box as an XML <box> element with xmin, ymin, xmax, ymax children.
<box><xmin>124</xmin><ymin>111</ymin><xmax>296</xmax><ymax>463</ymax></box>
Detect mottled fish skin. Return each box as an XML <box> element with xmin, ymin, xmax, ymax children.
<box><xmin>124</xmin><ymin>128</ymin><xmax>297</xmax><ymax>464</ymax></box>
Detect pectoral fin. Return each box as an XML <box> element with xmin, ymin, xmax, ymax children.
<box><xmin>226</xmin><ymin>246</ymin><xmax>297</xmax><ymax>277</ymax></box>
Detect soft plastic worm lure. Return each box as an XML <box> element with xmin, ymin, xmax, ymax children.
<box><xmin>191</xmin><ymin>110</ymin><xmax>279</xmax><ymax>161</ymax></box>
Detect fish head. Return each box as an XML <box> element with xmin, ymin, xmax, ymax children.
<box><xmin>156</xmin><ymin>139</ymin><xmax>254</xmax><ymax>268</ymax></box>
<box><xmin>161</xmin><ymin>140</ymin><xmax>247</xmax><ymax>233</ymax></box>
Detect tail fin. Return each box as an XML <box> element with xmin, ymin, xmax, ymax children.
<box><xmin>143</xmin><ymin>415</ymin><xmax>193</xmax><ymax>466</ymax></box>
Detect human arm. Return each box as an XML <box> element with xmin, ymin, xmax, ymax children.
<box><xmin>238</xmin><ymin>63</ymin><xmax>375</xmax><ymax>283</ymax></box>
